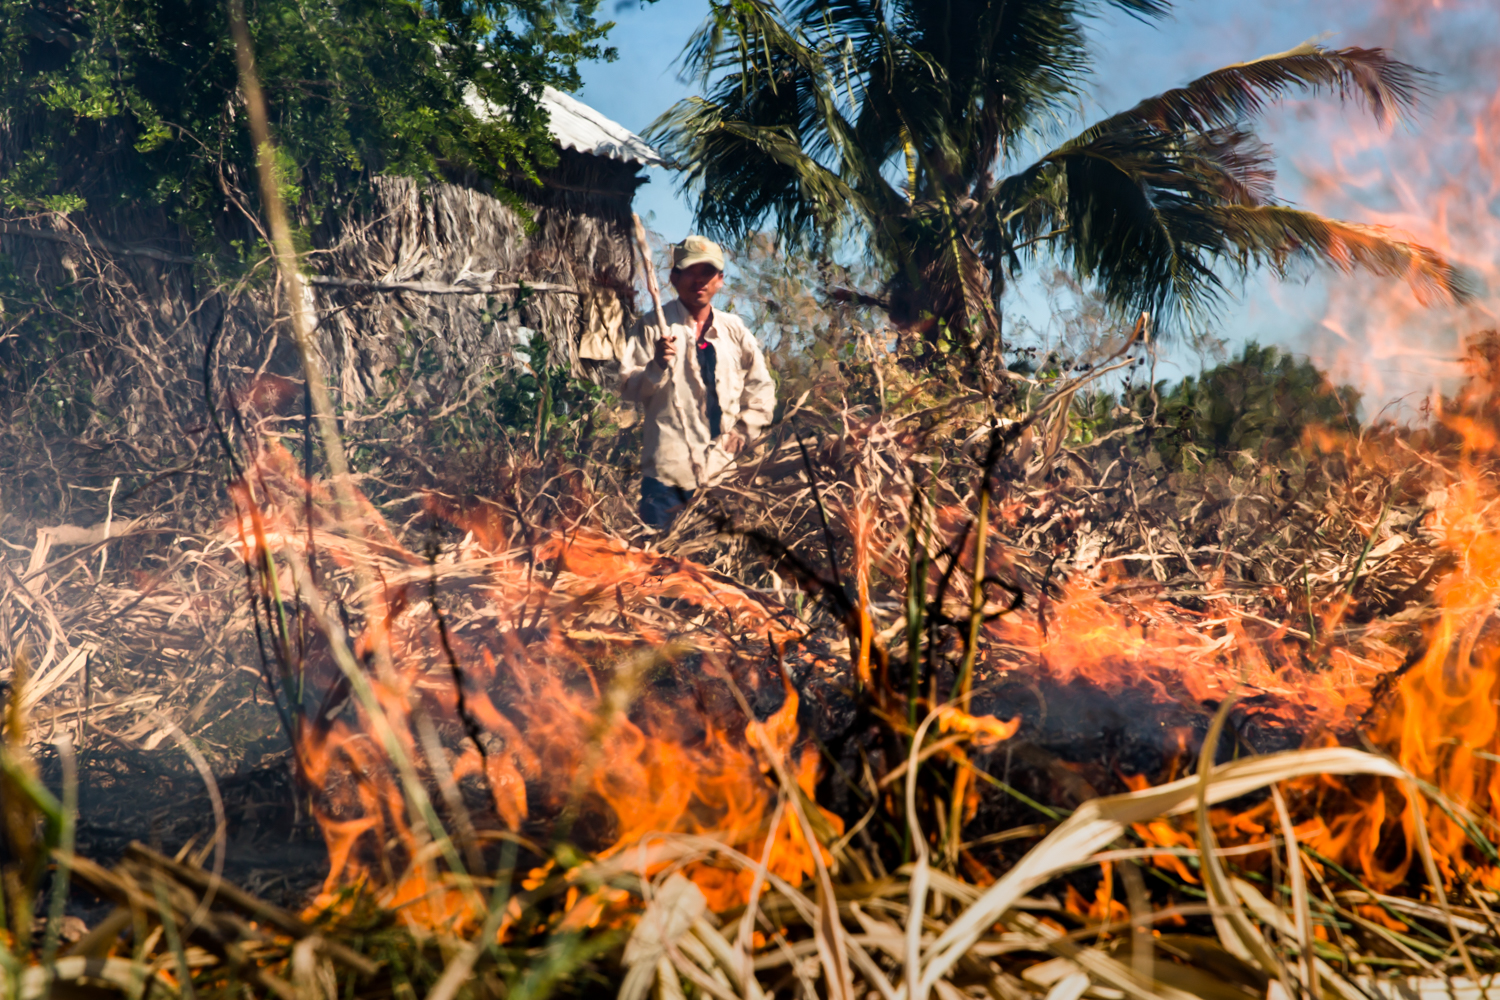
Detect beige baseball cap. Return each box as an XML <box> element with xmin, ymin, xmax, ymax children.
<box><xmin>671</xmin><ymin>235</ymin><xmax>725</xmax><ymax>272</ymax></box>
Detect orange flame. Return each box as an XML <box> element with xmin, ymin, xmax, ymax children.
<box><xmin>229</xmin><ymin>444</ymin><xmax>840</xmax><ymax>928</ymax></box>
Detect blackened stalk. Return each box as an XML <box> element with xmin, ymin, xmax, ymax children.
<box><xmin>204</xmin><ymin>311</ymin><xmax>298</xmax><ymax>749</ymax></box>
<box><xmin>953</xmin><ymin>424</ymin><xmax>1006</xmax><ymax>710</ymax></box>
<box><xmin>947</xmin><ymin>424</ymin><xmax>1005</xmax><ymax>865</ymax></box>
<box><xmin>905</xmin><ymin>485</ymin><xmax>928</xmax><ymax>731</ymax></box>
<box><xmin>797</xmin><ymin>432</ymin><xmax>861</xmax><ymax>678</ymax></box>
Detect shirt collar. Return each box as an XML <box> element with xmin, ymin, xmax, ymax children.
<box><xmin>671</xmin><ymin>299</ymin><xmax>721</xmax><ymax>339</ymax></box>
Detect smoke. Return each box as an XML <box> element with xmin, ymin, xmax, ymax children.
<box><xmin>1072</xmin><ymin>0</ymin><xmax>1500</xmax><ymax>414</ymax></box>
<box><xmin>1274</xmin><ymin>0</ymin><xmax>1500</xmax><ymax>412</ymax></box>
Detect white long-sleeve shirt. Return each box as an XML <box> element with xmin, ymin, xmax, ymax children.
<box><xmin>618</xmin><ymin>299</ymin><xmax>776</xmax><ymax>490</ymax></box>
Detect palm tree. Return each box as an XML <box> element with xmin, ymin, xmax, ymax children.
<box><xmin>649</xmin><ymin>0</ymin><xmax>1470</xmax><ymax>366</ymax></box>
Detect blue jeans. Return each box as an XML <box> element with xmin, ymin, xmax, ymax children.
<box><xmin>640</xmin><ymin>476</ymin><xmax>693</xmax><ymax>529</ymax></box>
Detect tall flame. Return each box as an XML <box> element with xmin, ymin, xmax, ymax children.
<box><xmin>1238</xmin><ymin>0</ymin><xmax>1500</xmax><ymax>889</ymax></box>
<box><xmin>228</xmin><ymin>354</ymin><xmax>1500</xmax><ymax>927</ymax></box>
<box><xmin>996</xmin><ymin>416</ymin><xmax>1500</xmax><ymax>894</ymax></box>
<box><xmin>229</xmin><ymin>444</ymin><xmax>840</xmax><ymax>927</ymax></box>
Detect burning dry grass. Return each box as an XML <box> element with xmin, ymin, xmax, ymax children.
<box><xmin>9</xmin><ymin>331</ymin><xmax>1500</xmax><ymax>1000</ymax></box>
<box><xmin>264</xmin><ymin>483</ymin><xmax>839</xmax><ymax>921</ymax></box>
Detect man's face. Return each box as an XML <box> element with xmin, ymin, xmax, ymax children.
<box><xmin>670</xmin><ymin>263</ymin><xmax>724</xmax><ymax>310</ymax></box>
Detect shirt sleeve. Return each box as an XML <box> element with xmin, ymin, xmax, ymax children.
<box><xmin>618</xmin><ymin>316</ymin><xmax>670</xmax><ymax>404</ymax></box>
<box><xmin>734</xmin><ymin>326</ymin><xmax>777</xmax><ymax>438</ymax></box>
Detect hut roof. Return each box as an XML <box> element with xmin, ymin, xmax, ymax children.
<box><xmin>465</xmin><ymin>85</ymin><xmax>665</xmax><ymax>167</ymax></box>
<box><xmin>539</xmin><ymin>87</ymin><xmax>666</xmax><ymax>167</ymax></box>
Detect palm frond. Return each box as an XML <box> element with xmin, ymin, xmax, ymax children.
<box><xmin>660</xmin><ymin>0</ymin><xmax>1463</xmax><ymax>343</ymax></box>
<box><xmin>652</xmin><ymin>0</ymin><xmax>912</xmax><ymax>253</ymax></box>
<box><xmin>1211</xmin><ymin>205</ymin><xmax>1474</xmax><ymax>305</ymax></box>
<box><xmin>649</xmin><ymin>97</ymin><xmax>869</xmax><ymax>249</ymax></box>
<box><xmin>986</xmin><ymin>126</ymin><xmax>1472</xmax><ymax>324</ymax></box>
<box><xmin>1083</xmin><ymin>42</ymin><xmax>1426</xmax><ymax>142</ymax></box>
<box><xmin>1101</xmin><ymin>0</ymin><xmax>1172</xmax><ymax>17</ymax></box>
<box><xmin>678</xmin><ymin>0</ymin><xmax>819</xmax><ymax>89</ymax></box>
<box><xmin>867</xmin><ymin>0</ymin><xmax>1160</xmax><ymax>168</ymax></box>
<box><xmin>664</xmin><ymin>0</ymin><xmax>1180</xmax><ymax>261</ymax></box>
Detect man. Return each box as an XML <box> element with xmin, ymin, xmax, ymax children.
<box><xmin>619</xmin><ymin>235</ymin><xmax>776</xmax><ymax>529</ymax></box>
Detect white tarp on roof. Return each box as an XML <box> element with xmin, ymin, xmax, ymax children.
<box><xmin>463</xmin><ymin>84</ymin><xmax>665</xmax><ymax>167</ymax></box>
<box><xmin>539</xmin><ymin>86</ymin><xmax>665</xmax><ymax>167</ymax></box>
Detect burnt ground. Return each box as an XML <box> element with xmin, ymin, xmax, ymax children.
<box><xmin>37</xmin><ymin>739</ymin><xmax>327</xmax><ymax>920</ymax></box>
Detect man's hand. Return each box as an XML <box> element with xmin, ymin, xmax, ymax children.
<box><xmin>718</xmin><ymin>429</ymin><xmax>745</xmax><ymax>455</ymax></box>
<box><xmin>652</xmin><ymin>330</ymin><xmax>677</xmax><ymax>369</ymax></box>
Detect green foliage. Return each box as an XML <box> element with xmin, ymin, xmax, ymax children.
<box><xmin>0</xmin><ymin>254</ymin><xmax>121</xmax><ymax>443</ymax></box>
<box><xmin>349</xmin><ymin>329</ymin><xmax>617</xmax><ymax>478</ymax></box>
<box><xmin>1</xmin><ymin>0</ymin><xmax>615</xmax><ymax>241</ymax></box>
<box><xmin>489</xmin><ymin>335</ymin><xmax>613</xmax><ymax>457</ymax></box>
<box><xmin>1061</xmin><ymin>341</ymin><xmax>1360</xmax><ymax>471</ymax></box>
<box><xmin>1159</xmin><ymin>342</ymin><xmax>1357</xmax><ymax>457</ymax></box>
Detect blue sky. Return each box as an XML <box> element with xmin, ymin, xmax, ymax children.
<box><xmin>576</xmin><ymin>0</ymin><xmax>1500</xmax><ymax>408</ymax></box>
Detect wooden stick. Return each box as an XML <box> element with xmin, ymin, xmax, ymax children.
<box><xmin>306</xmin><ymin>275</ymin><xmax>579</xmax><ymax>296</ymax></box>
<box><xmin>631</xmin><ymin>215</ymin><xmax>703</xmax><ymax>489</ymax></box>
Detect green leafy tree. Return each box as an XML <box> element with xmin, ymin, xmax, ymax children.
<box><xmin>1121</xmin><ymin>342</ymin><xmax>1359</xmax><ymax>470</ymax></box>
<box><xmin>0</xmin><ymin>0</ymin><xmax>619</xmax><ymax>524</ymax></box>
<box><xmin>1</xmin><ymin>0</ymin><xmax>614</xmax><ymax>239</ymax></box>
<box><xmin>651</xmin><ymin>0</ymin><xmax>1469</xmax><ymax>365</ymax></box>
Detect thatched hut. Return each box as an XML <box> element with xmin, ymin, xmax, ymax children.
<box><xmin>309</xmin><ymin>87</ymin><xmax>664</xmax><ymax>404</ymax></box>
<box><xmin>0</xmin><ymin>90</ymin><xmax>662</xmax><ymax>521</ymax></box>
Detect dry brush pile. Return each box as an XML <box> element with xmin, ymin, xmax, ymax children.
<box><xmin>6</xmin><ymin>300</ymin><xmax>1500</xmax><ymax>1000</ymax></box>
